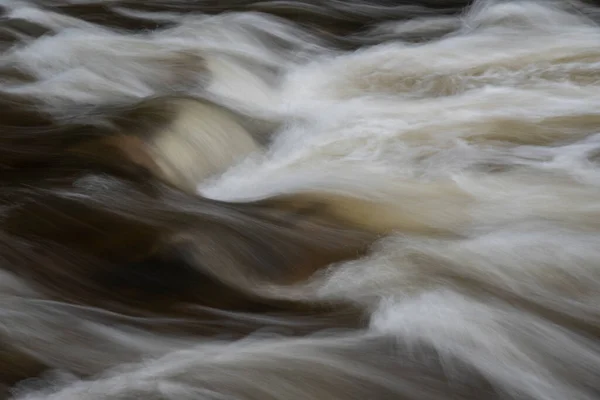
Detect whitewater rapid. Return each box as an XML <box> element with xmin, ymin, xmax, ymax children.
<box><xmin>4</xmin><ymin>1</ymin><xmax>600</xmax><ymax>399</ymax></box>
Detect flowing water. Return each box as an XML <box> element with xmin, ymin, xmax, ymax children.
<box><xmin>3</xmin><ymin>0</ymin><xmax>600</xmax><ymax>399</ymax></box>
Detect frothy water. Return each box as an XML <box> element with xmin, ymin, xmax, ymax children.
<box><xmin>3</xmin><ymin>0</ymin><xmax>600</xmax><ymax>399</ymax></box>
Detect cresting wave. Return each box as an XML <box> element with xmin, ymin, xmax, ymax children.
<box><xmin>2</xmin><ymin>0</ymin><xmax>600</xmax><ymax>399</ymax></box>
